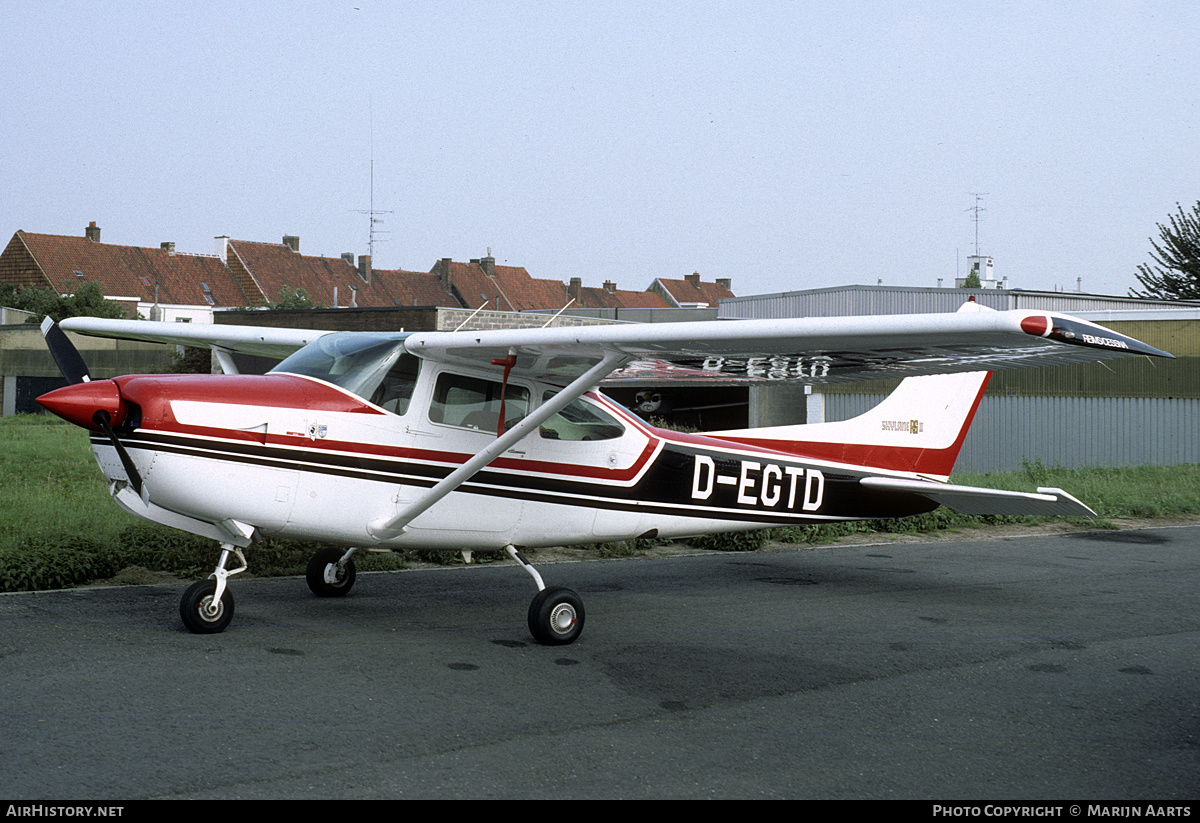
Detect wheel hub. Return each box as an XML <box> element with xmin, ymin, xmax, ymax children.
<box><xmin>199</xmin><ymin>596</ymin><xmax>223</xmax><ymax>621</ymax></box>
<box><xmin>323</xmin><ymin>563</ymin><xmax>344</xmax><ymax>586</ymax></box>
<box><xmin>549</xmin><ymin>603</ymin><xmax>576</xmax><ymax>634</ymax></box>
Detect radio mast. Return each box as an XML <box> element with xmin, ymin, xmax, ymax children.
<box><xmin>354</xmin><ymin>103</ymin><xmax>392</xmax><ymax>260</ymax></box>
<box><xmin>967</xmin><ymin>192</ymin><xmax>988</xmax><ymax>256</ymax></box>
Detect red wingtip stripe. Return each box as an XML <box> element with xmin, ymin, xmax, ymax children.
<box><xmin>1020</xmin><ymin>315</ymin><xmax>1050</xmax><ymax>337</ymax></box>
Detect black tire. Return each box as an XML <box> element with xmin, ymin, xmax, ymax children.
<box><xmin>527</xmin><ymin>586</ymin><xmax>585</xmax><ymax>645</ymax></box>
<box><xmin>306</xmin><ymin>547</ymin><xmax>356</xmax><ymax>597</ymax></box>
<box><xmin>180</xmin><ymin>579</ymin><xmax>234</xmax><ymax>634</ymax></box>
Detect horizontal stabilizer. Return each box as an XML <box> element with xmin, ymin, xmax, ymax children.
<box><xmin>860</xmin><ymin>477</ymin><xmax>1096</xmax><ymax>517</ymax></box>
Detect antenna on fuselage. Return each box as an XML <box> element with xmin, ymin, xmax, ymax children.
<box><xmin>540</xmin><ymin>298</ymin><xmax>576</xmax><ymax>327</ymax></box>
<box><xmin>454</xmin><ymin>300</ymin><xmax>491</xmax><ymax>332</ymax></box>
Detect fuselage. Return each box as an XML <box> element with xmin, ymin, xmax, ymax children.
<box><xmin>48</xmin><ymin>362</ymin><xmax>936</xmax><ymax>552</ymax></box>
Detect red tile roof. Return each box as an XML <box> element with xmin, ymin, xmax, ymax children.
<box><xmin>225</xmin><ymin>240</ymin><xmax>356</xmax><ymax>307</ymax></box>
<box><xmin>226</xmin><ymin>240</ymin><xmax>466</xmax><ymax>309</ymax></box>
<box><xmin>371</xmin><ymin>267</ymin><xmax>460</xmax><ymax>308</ymax></box>
<box><xmin>433</xmin><ymin>258</ymin><xmax>570</xmax><ymax>312</ymax></box>
<box><xmin>4</xmin><ymin>231</ymin><xmax>247</xmax><ymax>308</ymax></box>
<box><xmin>568</xmin><ymin>279</ymin><xmax>671</xmax><ymax>309</ymax></box>
<box><xmin>651</xmin><ymin>274</ymin><xmax>735</xmax><ymax>307</ymax></box>
<box><xmin>2</xmin><ymin>229</ymin><xmax>732</xmax><ymax>316</ymax></box>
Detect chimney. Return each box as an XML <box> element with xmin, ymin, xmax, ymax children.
<box><xmin>715</xmin><ymin>277</ymin><xmax>731</xmax><ymax>291</ymax></box>
<box><xmin>603</xmin><ymin>280</ymin><xmax>617</xmax><ymax>293</ymax></box>
<box><xmin>341</xmin><ymin>253</ymin><xmax>354</xmax><ymax>267</ymax></box>
<box><xmin>568</xmin><ymin>277</ymin><xmax>582</xmax><ymax>304</ymax></box>
<box><xmin>214</xmin><ymin>236</ymin><xmax>229</xmax><ymax>264</ymax></box>
<box><xmin>282</xmin><ymin>235</ymin><xmax>300</xmax><ymax>253</ymax></box>
<box><xmin>480</xmin><ymin>253</ymin><xmax>496</xmax><ymax>278</ymax></box>
<box><xmin>85</xmin><ymin>221</ymin><xmax>101</xmax><ymax>243</ymax></box>
<box><xmin>161</xmin><ymin>242</ymin><xmax>176</xmax><ymax>254</ymax></box>
<box><xmin>436</xmin><ymin>258</ymin><xmax>454</xmax><ymax>291</ymax></box>
<box><xmin>685</xmin><ymin>272</ymin><xmax>701</xmax><ymax>288</ymax></box>
<box><xmin>358</xmin><ymin>254</ymin><xmax>372</xmax><ymax>284</ymax></box>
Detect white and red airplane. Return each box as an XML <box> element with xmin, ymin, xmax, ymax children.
<box><xmin>36</xmin><ymin>302</ymin><xmax>1171</xmax><ymax>643</ymax></box>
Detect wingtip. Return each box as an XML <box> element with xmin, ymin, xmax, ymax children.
<box><xmin>1026</xmin><ymin>314</ymin><xmax>1176</xmax><ymax>360</ymax></box>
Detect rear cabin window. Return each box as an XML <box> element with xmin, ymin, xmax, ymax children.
<box><xmin>539</xmin><ymin>391</ymin><xmax>625</xmax><ymax>441</ymax></box>
<box><xmin>430</xmin><ymin>373</ymin><xmax>529</xmax><ymax>432</ymax></box>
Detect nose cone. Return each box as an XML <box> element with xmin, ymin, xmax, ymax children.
<box><xmin>37</xmin><ymin>380</ymin><xmax>125</xmax><ymax>431</ymax></box>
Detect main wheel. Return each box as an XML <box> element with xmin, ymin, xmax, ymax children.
<box><xmin>180</xmin><ymin>579</ymin><xmax>234</xmax><ymax>634</ymax></box>
<box><xmin>306</xmin><ymin>547</ymin><xmax>356</xmax><ymax>597</ymax></box>
<box><xmin>528</xmin><ymin>586</ymin><xmax>585</xmax><ymax>645</ymax></box>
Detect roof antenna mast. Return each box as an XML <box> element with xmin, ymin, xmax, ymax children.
<box><xmin>355</xmin><ymin>99</ymin><xmax>393</xmax><ymax>260</ymax></box>
<box><xmin>967</xmin><ymin>192</ymin><xmax>988</xmax><ymax>256</ymax></box>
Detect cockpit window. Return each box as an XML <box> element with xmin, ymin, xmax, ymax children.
<box><xmin>271</xmin><ymin>333</ymin><xmax>419</xmax><ymax>414</ymax></box>
<box><xmin>430</xmin><ymin>372</ymin><xmax>529</xmax><ymax>432</ymax></box>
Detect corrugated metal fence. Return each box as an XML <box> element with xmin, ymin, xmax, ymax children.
<box><xmin>824</xmin><ymin>393</ymin><xmax>1200</xmax><ymax>472</ymax></box>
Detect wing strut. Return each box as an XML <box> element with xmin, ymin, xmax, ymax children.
<box><xmin>366</xmin><ymin>351</ymin><xmax>627</xmax><ymax>542</ymax></box>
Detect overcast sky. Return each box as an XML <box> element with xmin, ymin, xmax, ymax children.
<box><xmin>4</xmin><ymin>1</ymin><xmax>1197</xmax><ymax>299</ymax></box>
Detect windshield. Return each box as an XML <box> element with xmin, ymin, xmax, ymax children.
<box><xmin>272</xmin><ymin>333</ymin><xmax>419</xmax><ymax>412</ymax></box>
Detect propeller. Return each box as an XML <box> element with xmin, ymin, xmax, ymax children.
<box><xmin>38</xmin><ymin>318</ymin><xmax>145</xmax><ymax>497</ymax></box>
<box><xmin>40</xmin><ymin>316</ymin><xmax>92</xmax><ymax>384</ymax></box>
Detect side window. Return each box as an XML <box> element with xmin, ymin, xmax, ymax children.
<box><xmin>539</xmin><ymin>392</ymin><xmax>625</xmax><ymax>441</ymax></box>
<box><xmin>368</xmin><ymin>353</ymin><xmax>420</xmax><ymax>415</ymax></box>
<box><xmin>430</xmin><ymin>373</ymin><xmax>530</xmax><ymax>432</ymax></box>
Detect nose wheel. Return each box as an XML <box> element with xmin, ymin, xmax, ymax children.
<box><xmin>179</xmin><ymin>544</ymin><xmax>246</xmax><ymax>634</ymax></box>
<box><xmin>180</xmin><ymin>579</ymin><xmax>235</xmax><ymax>634</ymax></box>
<box><xmin>306</xmin><ymin>547</ymin><xmax>357</xmax><ymax>597</ymax></box>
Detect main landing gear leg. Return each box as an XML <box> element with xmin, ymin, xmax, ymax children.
<box><xmin>505</xmin><ymin>545</ymin><xmax>585</xmax><ymax>646</ymax></box>
<box><xmin>180</xmin><ymin>544</ymin><xmax>247</xmax><ymax>634</ymax></box>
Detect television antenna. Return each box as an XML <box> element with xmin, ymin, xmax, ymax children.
<box><xmin>353</xmin><ymin>103</ymin><xmax>392</xmax><ymax>260</ymax></box>
<box><xmin>967</xmin><ymin>192</ymin><xmax>988</xmax><ymax>256</ymax></box>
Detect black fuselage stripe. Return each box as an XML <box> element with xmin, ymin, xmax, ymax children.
<box><xmin>90</xmin><ymin>432</ymin><xmax>876</xmax><ymax>524</ymax></box>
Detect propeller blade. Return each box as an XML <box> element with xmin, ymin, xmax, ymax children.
<box><xmin>93</xmin><ymin>410</ymin><xmax>144</xmax><ymax>497</ymax></box>
<box><xmin>40</xmin><ymin>317</ymin><xmax>92</xmax><ymax>385</ymax></box>
<box><xmin>38</xmin><ymin>322</ymin><xmax>147</xmax><ymax>499</ymax></box>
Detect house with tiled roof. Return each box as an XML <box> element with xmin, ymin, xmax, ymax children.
<box><xmin>649</xmin><ymin>272</ymin><xmax>735</xmax><ymax>308</ymax></box>
<box><xmin>219</xmin><ymin>237</ymin><xmax>463</xmax><ymax>309</ymax></box>
<box><xmin>567</xmin><ymin>277</ymin><xmax>671</xmax><ymax>310</ymax></box>
<box><xmin>2</xmin><ymin>224</ymin><xmax>737</xmax><ymax>320</ymax></box>
<box><xmin>371</xmin><ymin>266</ymin><xmax>461</xmax><ymax>308</ymax></box>
<box><xmin>432</xmin><ymin>255</ymin><xmax>572</xmax><ymax>312</ymax></box>
<box><xmin>1</xmin><ymin>224</ymin><xmax>246</xmax><ymax>320</ymax></box>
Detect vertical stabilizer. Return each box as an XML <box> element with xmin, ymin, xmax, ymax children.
<box><xmin>713</xmin><ymin>369</ymin><xmax>990</xmax><ymax>481</ymax></box>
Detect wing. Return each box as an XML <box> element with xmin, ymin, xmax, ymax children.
<box><xmin>58</xmin><ymin>317</ymin><xmax>336</xmax><ymax>360</ymax></box>
<box><xmin>402</xmin><ymin>303</ymin><xmax>1173</xmax><ymax>385</ymax></box>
